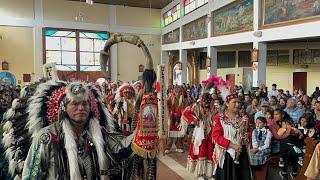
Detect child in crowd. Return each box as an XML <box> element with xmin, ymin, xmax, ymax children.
<box><xmin>251</xmin><ymin>117</ymin><xmax>272</xmax><ymax>167</ymax></box>
<box><xmin>265</xmin><ymin>109</ymin><xmax>273</xmax><ymax>120</ymax></box>
<box><xmin>298</xmin><ymin>113</ymin><xmax>320</xmax><ymax>166</ymax></box>
<box><xmin>279</xmin><ymin>118</ymin><xmax>303</xmax><ymax>179</ymax></box>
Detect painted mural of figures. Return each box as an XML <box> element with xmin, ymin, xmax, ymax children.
<box><xmin>113</xmin><ymin>83</ymin><xmax>136</xmax><ymax>135</ymax></box>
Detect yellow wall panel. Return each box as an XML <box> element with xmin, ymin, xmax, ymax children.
<box><xmin>0</xmin><ymin>26</ymin><xmax>34</xmax><ymax>86</ymax></box>
<box><xmin>117</xmin><ymin>34</ymin><xmax>161</xmax><ymax>82</ymax></box>
<box><xmin>43</xmin><ymin>0</ymin><xmax>109</xmax><ymax>24</ymax></box>
<box><xmin>0</xmin><ymin>0</ymin><xmax>34</xmax><ymax>19</ymax></box>
<box><xmin>116</xmin><ymin>6</ymin><xmax>161</xmax><ymax>28</ymax></box>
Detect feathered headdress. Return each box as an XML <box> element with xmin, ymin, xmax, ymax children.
<box><xmin>201</xmin><ymin>75</ymin><xmax>231</xmax><ymax>102</ymax></box>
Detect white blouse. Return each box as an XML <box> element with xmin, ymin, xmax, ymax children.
<box><xmin>252</xmin><ymin>127</ymin><xmax>273</xmax><ymax>151</ymax></box>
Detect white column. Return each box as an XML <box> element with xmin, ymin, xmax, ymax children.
<box><xmin>109</xmin><ymin>5</ymin><xmax>118</xmax><ymax>82</ymax></box>
<box><xmin>252</xmin><ymin>42</ymin><xmax>267</xmax><ymax>87</ymax></box>
<box><xmin>161</xmin><ymin>51</ymin><xmax>169</xmax><ymax>89</ymax></box>
<box><xmin>208</xmin><ymin>46</ymin><xmax>217</xmax><ymax>75</ymax></box>
<box><xmin>207</xmin><ymin>0</ymin><xmax>213</xmax><ymax>38</ymax></box>
<box><xmin>253</xmin><ymin>0</ymin><xmax>261</xmax><ymax>32</ymax></box>
<box><xmin>180</xmin><ymin>49</ymin><xmax>187</xmax><ymax>84</ymax></box>
<box><xmin>34</xmin><ymin>0</ymin><xmax>43</xmax><ymax>80</ymax></box>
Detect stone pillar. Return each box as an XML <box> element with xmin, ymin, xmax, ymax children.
<box><xmin>161</xmin><ymin>51</ymin><xmax>169</xmax><ymax>89</ymax></box>
<box><xmin>180</xmin><ymin>49</ymin><xmax>188</xmax><ymax>84</ymax></box>
<box><xmin>109</xmin><ymin>5</ymin><xmax>118</xmax><ymax>82</ymax></box>
<box><xmin>252</xmin><ymin>42</ymin><xmax>267</xmax><ymax>87</ymax></box>
<box><xmin>207</xmin><ymin>46</ymin><xmax>217</xmax><ymax>76</ymax></box>
<box><xmin>34</xmin><ymin>0</ymin><xmax>43</xmax><ymax>80</ymax></box>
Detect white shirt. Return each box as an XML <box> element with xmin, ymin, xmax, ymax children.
<box><xmin>268</xmin><ymin>89</ymin><xmax>279</xmax><ymax>99</ymax></box>
<box><xmin>252</xmin><ymin>127</ymin><xmax>273</xmax><ymax>151</ymax></box>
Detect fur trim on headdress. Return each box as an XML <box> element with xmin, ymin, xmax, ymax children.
<box><xmin>62</xmin><ymin>119</ymin><xmax>82</xmax><ymax>180</ymax></box>
<box><xmin>89</xmin><ymin>118</ymin><xmax>108</xmax><ymax>180</ymax></box>
<box><xmin>65</xmin><ymin>81</ymin><xmax>89</xmax><ymax>102</ymax></box>
<box><xmin>62</xmin><ymin>117</ymin><xmax>109</xmax><ymax>180</ymax></box>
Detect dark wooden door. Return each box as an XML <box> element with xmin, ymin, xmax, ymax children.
<box><xmin>293</xmin><ymin>72</ymin><xmax>307</xmax><ymax>94</ymax></box>
<box><xmin>226</xmin><ymin>74</ymin><xmax>236</xmax><ymax>93</ymax></box>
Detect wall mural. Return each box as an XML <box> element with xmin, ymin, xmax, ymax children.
<box><xmin>182</xmin><ymin>16</ymin><xmax>207</xmax><ymax>41</ymax></box>
<box><xmin>162</xmin><ymin>28</ymin><xmax>180</xmax><ymax>44</ymax></box>
<box><xmin>213</xmin><ymin>0</ymin><xmax>253</xmax><ymax>36</ymax></box>
<box><xmin>263</xmin><ymin>0</ymin><xmax>320</xmax><ymax>27</ymax></box>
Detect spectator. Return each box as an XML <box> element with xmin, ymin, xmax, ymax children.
<box><xmin>297</xmin><ymin>100</ymin><xmax>307</xmax><ymax>113</ymax></box>
<box><xmin>284</xmin><ymin>98</ymin><xmax>304</xmax><ymax>126</ymax></box>
<box><xmin>251</xmin><ymin>117</ymin><xmax>272</xmax><ymax>167</ymax></box>
<box><xmin>268</xmin><ymin>83</ymin><xmax>279</xmax><ymax>100</ymax></box>
<box><xmin>313</xmin><ymin>101</ymin><xmax>320</xmax><ymax>132</ymax></box>
<box><xmin>243</xmin><ymin>93</ymin><xmax>252</xmax><ymax>109</ymax></box>
<box><xmin>269</xmin><ymin>96</ymin><xmax>279</xmax><ymax>110</ymax></box>
<box><xmin>279</xmin><ymin>117</ymin><xmax>302</xmax><ymax>178</ymax></box>
<box><xmin>279</xmin><ymin>98</ymin><xmax>287</xmax><ymax>110</ymax></box>
<box><xmin>265</xmin><ymin>109</ymin><xmax>274</xmax><ymax>120</ymax></box>
<box><xmin>246</xmin><ymin>98</ymin><xmax>260</xmax><ymax>119</ymax></box>
<box><xmin>312</xmin><ymin>86</ymin><xmax>320</xmax><ymax>100</ymax></box>
<box><xmin>254</xmin><ymin>101</ymin><xmax>269</xmax><ymax>122</ymax></box>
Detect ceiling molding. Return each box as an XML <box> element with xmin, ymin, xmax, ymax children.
<box><xmin>71</xmin><ymin>0</ymin><xmax>172</xmax><ymax>9</ymax></box>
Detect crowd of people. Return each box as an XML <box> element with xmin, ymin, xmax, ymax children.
<box><xmin>165</xmin><ymin>81</ymin><xmax>320</xmax><ymax>180</ymax></box>
<box><xmin>1</xmin><ymin>77</ymin><xmax>320</xmax><ymax>180</ymax></box>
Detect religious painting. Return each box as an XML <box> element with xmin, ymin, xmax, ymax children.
<box><xmin>263</xmin><ymin>0</ymin><xmax>320</xmax><ymax>27</ymax></box>
<box><xmin>163</xmin><ymin>28</ymin><xmax>180</xmax><ymax>44</ymax></box>
<box><xmin>242</xmin><ymin>68</ymin><xmax>253</xmax><ymax>92</ymax></box>
<box><xmin>182</xmin><ymin>16</ymin><xmax>207</xmax><ymax>41</ymax></box>
<box><xmin>173</xmin><ymin>63</ymin><xmax>182</xmax><ymax>85</ymax></box>
<box><xmin>141</xmin><ymin>104</ymin><xmax>158</xmax><ymax>129</ymax></box>
<box><xmin>213</xmin><ymin>0</ymin><xmax>253</xmax><ymax>36</ymax></box>
<box><xmin>0</xmin><ymin>72</ymin><xmax>16</xmax><ymax>86</ymax></box>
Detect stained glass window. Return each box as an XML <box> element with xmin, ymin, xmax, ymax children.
<box><xmin>184</xmin><ymin>0</ymin><xmax>208</xmax><ymax>15</ymax></box>
<box><xmin>79</xmin><ymin>32</ymin><xmax>108</xmax><ymax>71</ymax></box>
<box><xmin>45</xmin><ymin>30</ymin><xmax>77</xmax><ymax>71</ymax></box>
<box><xmin>163</xmin><ymin>4</ymin><xmax>181</xmax><ymax>26</ymax></box>
<box><xmin>44</xmin><ymin>29</ymin><xmax>108</xmax><ymax>72</ymax></box>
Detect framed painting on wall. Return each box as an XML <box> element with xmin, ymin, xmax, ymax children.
<box><xmin>262</xmin><ymin>0</ymin><xmax>320</xmax><ymax>28</ymax></box>
<box><xmin>162</xmin><ymin>28</ymin><xmax>180</xmax><ymax>44</ymax></box>
<box><xmin>182</xmin><ymin>16</ymin><xmax>208</xmax><ymax>41</ymax></box>
<box><xmin>213</xmin><ymin>0</ymin><xmax>253</xmax><ymax>36</ymax></box>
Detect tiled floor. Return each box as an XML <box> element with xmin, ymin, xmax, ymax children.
<box><xmin>157</xmin><ymin>139</ymin><xmax>195</xmax><ymax>180</ymax></box>
<box><xmin>157</xmin><ymin>159</ymin><xmax>184</xmax><ymax>180</ymax></box>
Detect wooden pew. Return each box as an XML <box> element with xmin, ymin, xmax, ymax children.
<box><xmin>295</xmin><ymin>137</ymin><xmax>317</xmax><ymax>180</ymax></box>
<box><xmin>253</xmin><ymin>156</ymin><xmax>279</xmax><ymax>180</ymax></box>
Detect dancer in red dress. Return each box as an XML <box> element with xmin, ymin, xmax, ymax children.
<box><xmin>212</xmin><ymin>93</ymin><xmax>253</xmax><ymax>180</ymax></box>
<box><xmin>180</xmin><ymin>79</ymin><xmax>215</xmax><ymax>179</ymax></box>
<box><xmin>166</xmin><ymin>86</ymin><xmax>188</xmax><ymax>153</ymax></box>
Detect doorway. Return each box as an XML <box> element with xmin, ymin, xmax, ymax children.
<box><xmin>293</xmin><ymin>72</ymin><xmax>307</xmax><ymax>94</ymax></box>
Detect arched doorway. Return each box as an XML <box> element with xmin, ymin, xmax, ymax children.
<box><xmin>167</xmin><ymin>50</ymin><xmax>199</xmax><ymax>86</ymax></box>
<box><xmin>172</xmin><ymin>62</ymin><xmax>191</xmax><ymax>85</ymax></box>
